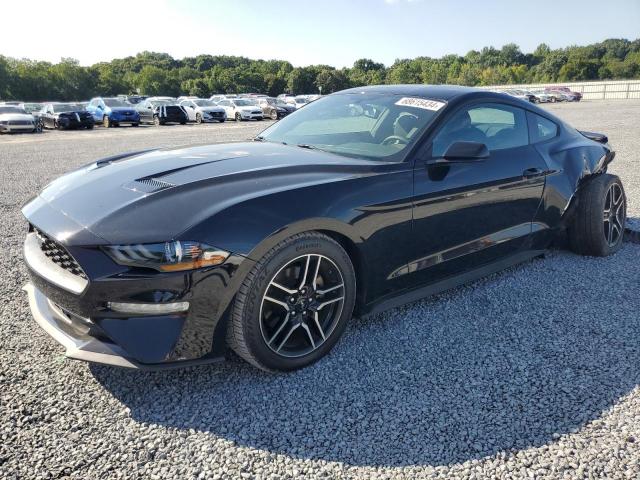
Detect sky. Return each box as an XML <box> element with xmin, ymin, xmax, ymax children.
<box><xmin>2</xmin><ymin>0</ymin><xmax>639</xmax><ymax>67</ymax></box>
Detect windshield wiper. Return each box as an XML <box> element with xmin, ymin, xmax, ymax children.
<box><xmin>254</xmin><ymin>136</ymin><xmax>266</xmax><ymax>142</ymax></box>
<box><xmin>296</xmin><ymin>144</ymin><xmax>319</xmax><ymax>150</ymax></box>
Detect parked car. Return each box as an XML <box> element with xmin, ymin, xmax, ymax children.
<box><xmin>256</xmin><ymin>97</ymin><xmax>295</xmax><ymax>120</ymax></box>
<box><xmin>210</xmin><ymin>94</ymin><xmax>238</xmax><ymax>103</ymax></box>
<box><xmin>179</xmin><ymin>99</ymin><xmax>226</xmax><ymax>123</ymax></box>
<box><xmin>136</xmin><ymin>98</ymin><xmax>188</xmax><ymax>125</ymax></box>
<box><xmin>546</xmin><ymin>86</ymin><xmax>582</xmax><ymax>101</ymax></box>
<box><xmin>529</xmin><ymin>90</ymin><xmax>553</xmax><ymax>103</ymax></box>
<box><xmin>0</xmin><ymin>105</ymin><xmax>38</xmax><ymax>133</ymax></box>
<box><xmin>216</xmin><ymin>98</ymin><xmax>263</xmax><ymax>121</ymax></box>
<box><xmin>20</xmin><ymin>85</ymin><xmax>625</xmax><ymax>372</ymax></box>
<box><xmin>291</xmin><ymin>95</ymin><xmax>311</xmax><ymax>109</ymax></box>
<box><xmin>86</xmin><ymin>97</ymin><xmax>140</xmax><ymax>127</ymax></box>
<box><xmin>503</xmin><ymin>89</ymin><xmax>535</xmax><ymax>103</ymax></box>
<box><xmin>38</xmin><ymin>103</ymin><xmax>94</xmax><ymax>130</ymax></box>
<box><xmin>119</xmin><ymin>95</ymin><xmax>147</xmax><ymax>105</ymax></box>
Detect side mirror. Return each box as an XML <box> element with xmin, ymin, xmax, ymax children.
<box><xmin>438</xmin><ymin>141</ymin><xmax>489</xmax><ymax>162</ymax></box>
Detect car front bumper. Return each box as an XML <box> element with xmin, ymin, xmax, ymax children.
<box><xmin>239</xmin><ymin>112</ymin><xmax>263</xmax><ymax>120</ymax></box>
<box><xmin>110</xmin><ymin>114</ymin><xmax>139</xmax><ymax>124</ymax></box>
<box><xmin>0</xmin><ymin>123</ymin><xmax>35</xmax><ymax>133</ymax></box>
<box><xmin>57</xmin><ymin>117</ymin><xmax>94</xmax><ymax>128</ymax></box>
<box><xmin>22</xmin><ymin>228</ymin><xmax>253</xmax><ymax>369</ymax></box>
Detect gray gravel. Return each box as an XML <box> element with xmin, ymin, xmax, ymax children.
<box><xmin>1</xmin><ymin>103</ymin><xmax>640</xmax><ymax>480</ymax></box>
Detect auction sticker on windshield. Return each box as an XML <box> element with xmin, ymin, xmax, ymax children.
<box><xmin>395</xmin><ymin>97</ymin><xmax>446</xmax><ymax>111</ymax></box>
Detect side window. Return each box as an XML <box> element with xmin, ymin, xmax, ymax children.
<box><xmin>528</xmin><ymin>112</ymin><xmax>558</xmax><ymax>143</ymax></box>
<box><xmin>432</xmin><ymin>103</ymin><xmax>529</xmax><ymax>156</ymax></box>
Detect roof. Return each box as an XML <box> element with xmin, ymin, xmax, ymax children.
<box><xmin>337</xmin><ymin>84</ymin><xmax>481</xmax><ymax>100</ymax></box>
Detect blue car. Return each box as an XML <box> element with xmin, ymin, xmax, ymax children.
<box><xmin>86</xmin><ymin>97</ymin><xmax>140</xmax><ymax>128</ymax></box>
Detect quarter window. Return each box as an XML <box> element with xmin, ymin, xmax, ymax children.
<box><xmin>432</xmin><ymin>103</ymin><xmax>529</xmax><ymax>156</ymax></box>
<box><xmin>529</xmin><ymin>113</ymin><xmax>558</xmax><ymax>143</ymax></box>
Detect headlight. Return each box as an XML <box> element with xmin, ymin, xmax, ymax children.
<box><xmin>0</xmin><ymin>121</ymin><xmax>7</xmax><ymax>125</ymax></box>
<box><xmin>103</xmin><ymin>241</ymin><xmax>229</xmax><ymax>272</ymax></box>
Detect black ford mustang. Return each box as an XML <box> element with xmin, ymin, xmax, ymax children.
<box><xmin>39</xmin><ymin>103</ymin><xmax>94</xmax><ymax>130</ymax></box>
<box><xmin>22</xmin><ymin>85</ymin><xmax>626</xmax><ymax>371</ymax></box>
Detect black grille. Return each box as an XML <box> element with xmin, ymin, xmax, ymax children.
<box><xmin>9</xmin><ymin>120</ymin><xmax>33</xmax><ymax>126</ymax></box>
<box><xmin>34</xmin><ymin>228</ymin><xmax>88</xmax><ymax>280</ymax></box>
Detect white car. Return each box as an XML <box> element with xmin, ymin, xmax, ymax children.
<box><xmin>529</xmin><ymin>90</ymin><xmax>553</xmax><ymax>103</ymax></box>
<box><xmin>216</xmin><ymin>98</ymin><xmax>263</xmax><ymax>121</ymax></box>
<box><xmin>0</xmin><ymin>105</ymin><xmax>38</xmax><ymax>134</ymax></box>
<box><xmin>179</xmin><ymin>99</ymin><xmax>227</xmax><ymax>123</ymax></box>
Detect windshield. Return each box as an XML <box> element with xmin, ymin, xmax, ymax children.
<box><xmin>150</xmin><ymin>100</ymin><xmax>172</xmax><ymax>106</ymax></box>
<box><xmin>275</xmin><ymin>99</ymin><xmax>289</xmax><ymax>107</ymax></box>
<box><xmin>0</xmin><ymin>106</ymin><xmax>27</xmax><ymax>114</ymax></box>
<box><xmin>295</xmin><ymin>98</ymin><xmax>308</xmax><ymax>104</ymax></box>
<box><xmin>103</xmin><ymin>98</ymin><xmax>129</xmax><ymax>107</ymax></box>
<box><xmin>53</xmin><ymin>103</ymin><xmax>80</xmax><ymax>113</ymax></box>
<box><xmin>194</xmin><ymin>100</ymin><xmax>216</xmax><ymax>107</ymax></box>
<box><xmin>259</xmin><ymin>93</ymin><xmax>444</xmax><ymax>162</ymax></box>
<box><xmin>23</xmin><ymin>103</ymin><xmax>42</xmax><ymax>113</ymax></box>
<box><xmin>234</xmin><ymin>99</ymin><xmax>256</xmax><ymax>106</ymax></box>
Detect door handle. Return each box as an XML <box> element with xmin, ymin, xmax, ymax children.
<box><xmin>522</xmin><ymin>167</ymin><xmax>546</xmax><ymax>179</ymax></box>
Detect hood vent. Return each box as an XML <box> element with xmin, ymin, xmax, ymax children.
<box><xmin>123</xmin><ymin>178</ymin><xmax>176</xmax><ymax>194</ymax></box>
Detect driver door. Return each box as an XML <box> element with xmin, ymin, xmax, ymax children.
<box><xmin>409</xmin><ymin>102</ymin><xmax>548</xmax><ymax>286</ymax></box>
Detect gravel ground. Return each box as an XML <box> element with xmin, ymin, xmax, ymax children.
<box><xmin>1</xmin><ymin>102</ymin><xmax>640</xmax><ymax>480</ymax></box>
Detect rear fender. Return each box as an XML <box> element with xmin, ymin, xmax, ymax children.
<box><xmin>533</xmin><ymin>139</ymin><xmax>614</xmax><ymax>231</ymax></box>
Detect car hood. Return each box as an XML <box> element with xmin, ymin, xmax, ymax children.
<box><xmin>0</xmin><ymin>113</ymin><xmax>34</xmax><ymax>121</ymax></box>
<box><xmin>237</xmin><ymin>106</ymin><xmax>259</xmax><ymax>112</ymax></box>
<box><xmin>23</xmin><ymin>142</ymin><xmax>385</xmax><ymax>246</ymax></box>
<box><xmin>201</xmin><ymin>107</ymin><xmax>225</xmax><ymax>113</ymax></box>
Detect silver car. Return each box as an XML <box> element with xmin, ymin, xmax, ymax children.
<box><xmin>179</xmin><ymin>99</ymin><xmax>227</xmax><ymax>123</ymax></box>
<box><xmin>0</xmin><ymin>105</ymin><xmax>37</xmax><ymax>133</ymax></box>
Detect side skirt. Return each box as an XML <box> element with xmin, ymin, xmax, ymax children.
<box><xmin>361</xmin><ymin>249</ymin><xmax>545</xmax><ymax>318</ymax></box>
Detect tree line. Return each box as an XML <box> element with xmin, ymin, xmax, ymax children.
<box><xmin>1</xmin><ymin>38</ymin><xmax>639</xmax><ymax>101</ymax></box>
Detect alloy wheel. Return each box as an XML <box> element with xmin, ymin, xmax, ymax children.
<box><xmin>603</xmin><ymin>183</ymin><xmax>625</xmax><ymax>247</ymax></box>
<box><xmin>259</xmin><ymin>254</ymin><xmax>345</xmax><ymax>358</ymax></box>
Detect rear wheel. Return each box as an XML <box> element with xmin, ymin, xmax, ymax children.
<box><xmin>219</xmin><ymin>119</ymin><xmax>225</xmax><ymax>123</ymax></box>
<box><xmin>86</xmin><ymin>124</ymin><xmax>94</xmax><ymax>130</ymax></box>
<box><xmin>270</xmin><ymin>110</ymin><xmax>278</xmax><ymax>120</ymax></box>
<box><xmin>131</xmin><ymin>123</ymin><xmax>139</xmax><ymax>127</ymax></box>
<box><xmin>569</xmin><ymin>174</ymin><xmax>626</xmax><ymax>257</ymax></box>
<box><xmin>227</xmin><ymin>232</ymin><xmax>356</xmax><ymax>372</ymax></box>
<box><xmin>153</xmin><ymin>116</ymin><xmax>161</xmax><ymax>126</ymax></box>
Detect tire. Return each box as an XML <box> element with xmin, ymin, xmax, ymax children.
<box><xmin>568</xmin><ymin>174</ymin><xmax>626</xmax><ymax>257</ymax></box>
<box><xmin>153</xmin><ymin>116</ymin><xmax>161</xmax><ymax>126</ymax></box>
<box><xmin>180</xmin><ymin>121</ymin><xmax>186</xmax><ymax>125</ymax></box>
<box><xmin>219</xmin><ymin>119</ymin><xmax>225</xmax><ymax>123</ymax></box>
<box><xmin>86</xmin><ymin>124</ymin><xmax>94</xmax><ymax>130</ymax></box>
<box><xmin>103</xmin><ymin>116</ymin><xmax>110</xmax><ymax>128</ymax></box>
<box><xmin>54</xmin><ymin>120</ymin><xmax>61</xmax><ymax>130</ymax></box>
<box><xmin>270</xmin><ymin>110</ymin><xmax>278</xmax><ymax>120</ymax></box>
<box><xmin>235</xmin><ymin>112</ymin><xmax>242</xmax><ymax>122</ymax></box>
<box><xmin>227</xmin><ymin>232</ymin><xmax>356</xmax><ymax>372</ymax></box>
<box><xmin>131</xmin><ymin>123</ymin><xmax>139</xmax><ymax>127</ymax></box>
<box><xmin>551</xmin><ymin>97</ymin><xmax>556</xmax><ymax>103</ymax></box>
<box><xmin>195</xmin><ymin>113</ymin><xmax>202</xmax><ymax>124</ymax></box>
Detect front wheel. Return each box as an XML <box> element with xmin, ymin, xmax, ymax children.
<box><xmin>195</xmin><ymin>113</ymin><xmax>202</xmax><ymax>124</ymax></box>
<box><xmin>219</xmin><ymin>119</ymin><xmax>225</xmax><ymax>123</ymax></box>
<box><xmin>235</xmin><ymin>112</ymin><xmax>242</xmax><ymax>122</ymax></box>
<box><xmin>103</xmin><ymin>116</ymin><xmax>110</xmax><ymax>128</ymax></box>
<box><xmin>569</xmin><ymin>174</ymin><xmax>626</xmax><ymax>257</ymax></box>
<box><xmin>227</xmin><ymin>232</ymin><xmax>356</xmax><ymax>372</ymax></box>
<box><xmin>270</xmin><ymin>110</ymin><xmax>278</xmax><ymax>120</ymax></box>
<box><xmin>153</xmin><ymin>116</ymin><xmax>161</xmax><ymax>126</ymax></box>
